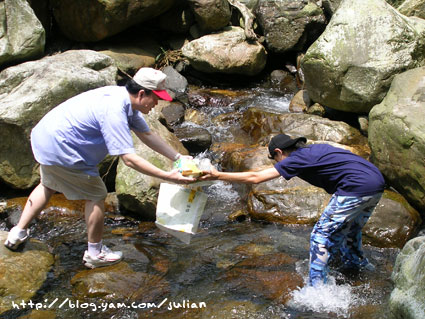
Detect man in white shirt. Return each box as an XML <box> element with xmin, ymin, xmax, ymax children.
<box><xmin>5</xmin><ymin>67</ymin><xmax>195</xmax><ymax>268</ymax></box>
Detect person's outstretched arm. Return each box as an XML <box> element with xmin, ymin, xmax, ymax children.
<box><xmin>134</xmin><ymin>130</ymin><xmax>181</xmax><ymax>161</ymax></box>
<box><xmin>200</xmin><ymin>166</ymin><xmax>280</xmax><ymax>184</ymax></box>
<box><xmin>120</xmin><ymin>153</ymin><xmax>195</xmax><ymax>184</ymax></box>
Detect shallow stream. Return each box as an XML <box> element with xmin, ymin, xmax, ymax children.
<box><xmin>0</xmin><ymin>82</ymin><xmax>399</xmax><ymax>319</ymax></box>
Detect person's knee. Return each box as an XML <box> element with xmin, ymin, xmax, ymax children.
<box><xmin>85</xmin><ymin>199</ymin><xmax>105</xmax><ymax>208</ymax></box>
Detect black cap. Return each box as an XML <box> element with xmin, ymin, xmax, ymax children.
<box><xmin>268</xmin><ymin>134</ymin><xmax>307</xmax><ymax>156</ymax></box>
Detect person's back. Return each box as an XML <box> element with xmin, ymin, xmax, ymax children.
<box><xmin>31</xmin><ymin>86</ymin><xmax>148</xmax><ymax>175</ymax></box>
<box><xmin>274</xmin><ymin>144</ymin><xmax>385</xmax><ymax>196</ymax></box>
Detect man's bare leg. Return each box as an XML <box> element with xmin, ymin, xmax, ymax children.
<box><xmin>83</xmin><ymin>199</ymin><xmax>122</xmax><ymax>268</ymax></box>
<box><xmin>84</xmin><ymin>199</ymin><xmax>105</xmax><ymax>244</ymax></box>
<box><xmin>17</xmin><ymin>183</ymin><xmax>55</xmax><ymax>229</ymax></box>
<box><xmin>5</xmin><ymin>183</ymin><xmax>55</xmax><ymax>249</ymax></box>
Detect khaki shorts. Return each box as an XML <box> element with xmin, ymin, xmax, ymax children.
<box><xmin>40</xmin><ymin>165</ymin><xmax>107</xmax><ymax>201</ymax></box>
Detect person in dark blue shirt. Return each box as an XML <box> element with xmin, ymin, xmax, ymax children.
<box><xmin>200</xmin><ymin>134</ymin><xmax>385</xmax><ymax>286</ymax></box>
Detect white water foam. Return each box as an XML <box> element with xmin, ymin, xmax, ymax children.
<box><xmin>287</xmin><ymin>261</ymin><xmax>368</xmax><ymax>318</ymax></box>
<box><xmin>245</xmin><ymin>94</ymin><xmax>291</xmax><ymax>114</ymax></box>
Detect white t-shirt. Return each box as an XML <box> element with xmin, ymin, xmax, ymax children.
<box><xmin>31</xmin><ymin>86</ymin><xmax>149</xmax><ymax>175</ymax></box>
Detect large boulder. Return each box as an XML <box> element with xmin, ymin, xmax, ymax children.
<box><xmin>389</xmin><ymin>236</ymin><xmax>425</xmax><ymax>319</ymax></box>
<box><xmin>302</xmin><ymin>0</ymin><xmax>425</xmax><ymax>113</ymax></box>
<box><xmin>182</xmin><ymin>26</ymin><xmax>267</xmax><ymax>76</ymax></box>
<box><xmin>50</xmin><ymin>0</ymin><xmax>176</xmax><ymax>42</ymax></box>
<box><xmin>0</xmin><ymin>0</ymin><xmax>45</xmax><ymax>68</ymax></box>
<box><xmin>249</xmin><ymin>175</ymin><xmax>330</xmax><ymax>225</ymax></box>
<box><xmin>0</xmin><ymin>231</ymin><xmax>54</xmax><ymax>315</ymax></box>
<box><xmin>0</xmin><ymin>50</ymin><xmax>117</xmax><ymax>189</ymax></box>
<box><xmin>115</xmin><ymin>106</ymin><xmax>189</xmax><ymax>220</ymax></box>
<box><xmin>369</xmin><ymin>66</ymin><xmax>425</xmax><ymax>213</ymax></box>
<box><xmin>241</xmin><ymin>108</ymin><xmax>370</xmax><ymax>157</ymax></box>
<box><xmin>254</xmin><ymin>0</ymin><xmax>327</xmax><ymax>54</ymax></box>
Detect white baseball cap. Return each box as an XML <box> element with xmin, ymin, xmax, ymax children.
<box><xmin>133</xmin><ymin>67</ymin><xmax>172</xmax><ymax>101</ymax></box>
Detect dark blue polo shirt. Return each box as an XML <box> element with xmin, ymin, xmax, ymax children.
<box><xmin>274</xmin><ymin>144</ymin><xmax>385</xmax><ymax>196</ymax></box>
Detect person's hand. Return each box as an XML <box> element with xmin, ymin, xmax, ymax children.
<box><xmin>166</xmin><ymin>169</ymin><xmax>197</xmax><ymax>184</ymax></box>
<box><xmin>198</xmin><ymin>166</ymin><xmax>220</xmax><ymax>181</ymax></box>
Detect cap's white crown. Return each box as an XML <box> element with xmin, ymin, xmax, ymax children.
<box><xmin>133</xmin><ymin>67</ymin><xmax>167</xmax><ymax>90</ymax></box>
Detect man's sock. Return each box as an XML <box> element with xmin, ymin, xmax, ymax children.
<box><xmin>88</xmin><ymin>241</ymin><xmax>102</xmax><ymax>257</ymax></box>
<box><xmin>11</xmin><ymin>226</ymin><xmax>28</xmax><ymax>239</ymax></box>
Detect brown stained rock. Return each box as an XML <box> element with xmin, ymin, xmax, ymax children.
<box><xmin>241</xmin><ymin>107</ymin><xmax>368</xmax><ymax>148</ymax></box>
<box><xmin>363</xmin><ymin>190</ymin><xmax>422</xmax><ymax>248</ymax></box>
<box><xmin>248</xmin><ymin>185</ymin><xmax>329</xmax><ymax>225</ymax></box>
<box><xmin>233</xmin><ymin>243</ymin><xmax>275</xmax><ymax>257</ymax></box>
<box><xmin>71</xmin><ymin>262</ymin><xmax>169</xmax><ymax>301</ymax></box>
<box><xmin>5</xmin><ymin>193</ymin><xmax>119</xmax><ymax>219</ymax></box>
<box><xmin>223</xmin><ymin>253</ymin><xmax>302</xmax><ymax>303</ymax></box>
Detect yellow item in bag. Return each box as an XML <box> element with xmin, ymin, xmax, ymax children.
<box><xmin>173</xmin><ymin>158</ymin><xmax>203</xmax><ymax>178</ymax></box>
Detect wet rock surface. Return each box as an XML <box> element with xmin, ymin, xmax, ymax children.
<box><xmin>0</xmin><ymin>191</ymin><xmax>400</xmax><ymax>318</ymax></box>
<box><xmin>0</xmin><ymin>231</ymin><xmax>54</xmax><ymax>314</ymax></box>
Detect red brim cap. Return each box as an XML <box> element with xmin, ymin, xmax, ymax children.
<box><xmin>153</xmin><ymin>90</ymin><xmax>173</xmax><ymax>101</ymax></box>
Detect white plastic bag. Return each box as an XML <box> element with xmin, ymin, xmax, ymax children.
<box><xmin>155</xmin><ymin>183</ymin><xmax>208</xmax><ymax>244</ymax></box>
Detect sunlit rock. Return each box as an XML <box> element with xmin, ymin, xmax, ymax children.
<box><xmin>369</xmin><ymin>66</ymin><xmax>425</xmax><ymax>214</ymax></box>
<box><xmin>0</xmin><ymin>0</ymin><xmax>45</xmax><ymax>68</ymax></box>
<box><xmin>220</xmin><ymin>145</ymin><xmax>274</xmax><ymax>172</ymax></box>
<box><xmin>182</xmin><ymin>26</ymin><xmax>267</xmax><ymax>76</ymax></box>
<box><xmin>302</xmin><ymin>0</ymin><xmax>425</xmax><ymax>113</ymax></box>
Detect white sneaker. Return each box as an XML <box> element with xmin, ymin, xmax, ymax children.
<box><xmin>83</xmin><ymin>245</ymin><xmax>123</xmax><ymax>269</ymax></box>
<box><xmin>4</xmin><ymin>226</ymin><xmax>29</xmax><ymax>250</ymax></box>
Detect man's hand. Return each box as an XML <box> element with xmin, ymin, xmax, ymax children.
<box><xmin>166</xmin><ymin>169</ymin><xmax>197</xmax><ymax>184</ymax></box>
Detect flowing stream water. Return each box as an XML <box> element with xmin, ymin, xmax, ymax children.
<box><xmin>0</xmin><ymin>82</ymin><xmax>399</xmax><ymax>319</ymax></box>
